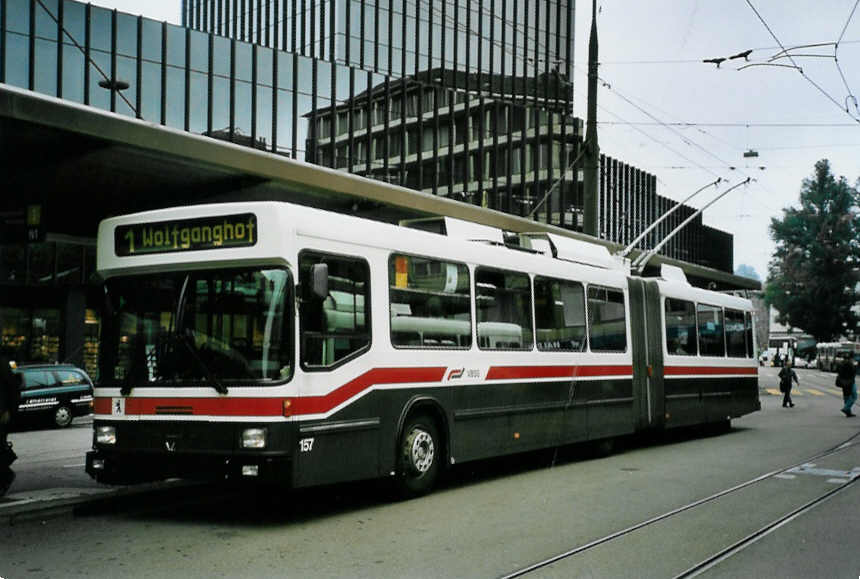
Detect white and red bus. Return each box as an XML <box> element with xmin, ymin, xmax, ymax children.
<box><xmin>86</xmin><ymin>201</ymin><xmax>759</xmax><ymax>496</ymax></box>
<box><xmin>816</xmin><ymin>342</ymin><xmax>860</xmax><ymax>372</ymax></box>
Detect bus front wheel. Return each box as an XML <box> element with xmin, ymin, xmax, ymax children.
<box><xmin>395</xmin><ymin>415</ymin><xmax>441</xmax><ymax>498</ymax></box>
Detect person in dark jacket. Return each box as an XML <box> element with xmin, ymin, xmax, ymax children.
<box><xmin>778</xmin><ymin>360</ymin><xmax>798</xmax><ymax>408</ymax></box>
<box><xmin>0</xmin><ymin>353</ymin><xmax>21</xmax><ymax>495</ymax></box>
<box><xmin>836</xmin><ymin>353</ymin><xmax>857</xmax><ymax>417</ymax></box>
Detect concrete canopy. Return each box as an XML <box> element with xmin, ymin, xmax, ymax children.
<box><xmin>0</xmin><ymin>85</ymin><xmax>759</xmax><ymax>291</ymax></box>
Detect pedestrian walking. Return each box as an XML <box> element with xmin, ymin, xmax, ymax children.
<box><xmin>778</xmin><ymin>360</ymin><xmax>798</xmax><ymax>408</ymax></box>
<box><xmin>0</xmin><ymin>352</ymin><xmax>21</xmax><ymax>496</ymax></box>
<box><xmin>836</xmin><ymin>352</ymin><xmax>857</xmax><ymax>417</ymax></box>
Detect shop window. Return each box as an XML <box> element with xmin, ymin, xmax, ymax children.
<box><xmin>27</xmin><ymin>242</ymin><xmax>55</xmax><ymax>285</ymax></box>
<box><xmin>29</xmin><ymin>308</ymin><xmax>61</xmax><ymax>363</ymax></box>
<box><xmin>0</xmin><ymin>245</ymin><xmax>26</xmax><ymax>284</ymax></box>
<box><xmin>0</xmin><ymin>307</ymin><xmax>60</xmax><ymax>365</ymax></box>
<box><xmin>56</xmin><ymin>243</ymin><xmax>84</xmax><ymax>285</ymax></box>
<box><xmin>0</xmin><ymin>307</ymin><xmax>30</xmax><ymax>359</ymax></box>
<box><xmin>83</xmin><ymin>308</ymin><xmax>101</xmax><ymax>380</ymax></box>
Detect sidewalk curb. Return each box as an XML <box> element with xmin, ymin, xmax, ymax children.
<box><xmin>0</xmin><ymin>479</ymin><xmax>195</xmax><ymax>526</ymax></box>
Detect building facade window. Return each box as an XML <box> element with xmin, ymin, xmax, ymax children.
<box><xmin>1</xmin><ymin>0</ymin><xmax>734</xmax><ymax>274</ymax></box>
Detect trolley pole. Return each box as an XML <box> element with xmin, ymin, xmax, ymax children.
<box><xmin>582</xmin><ymin>0</ymin><xmax>600</xmax><ymax>237</ymax></box>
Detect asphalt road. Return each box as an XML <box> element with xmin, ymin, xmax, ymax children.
<box><xmin>5</xmin><ymin>417</ymin><xmax>98</xmax><ymax>493</ymax></box>
<box><xmin>0</xmin><ymin>367</ymin><xmax>857</xmax><ymax>578</ymax></box>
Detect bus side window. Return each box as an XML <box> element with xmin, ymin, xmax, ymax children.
<box><xmin>697</xmin><ymin>303</ymin><xmax>725</xmax><ymax>357</ymax></box>
<box><xmin>745</xmin><ymin>312</ymin><xmax>754</xmax><ymax>358</ymax></box>
<box><xmin>475</xmin><ymin>267</ymin><xmax>533</xmax><ymax>351</ymax></box>
<box><xmin>725</xmin><ymin>309</ymin><xmax>747</xmax><ymax>358</ymax></box>
<box><xmin>664</xmin><ymin>298</ymin><xmax>696</xmax><ymax>356</ymax></box>
<box><xmin>299</xmin><ymin>251</ymin><xmax>371</xmax><ymax>369</ymax></box>
<box><xmin>587</xmin><ymin>286</ymin><xmax>627</xmax><ymax>352</ymax></box>
<box><xmin>534</xmin><ymin>276</ymin><xmax>587</xmax><ymax>352</ymax></box>
<box><xmin>388</xmin><ymin>254</ymin><xmax>471</xmax><ymax>349</ymax></box>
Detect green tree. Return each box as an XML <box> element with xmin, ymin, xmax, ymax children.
<box><xmin>765</xmin><ymin>160</ymin><xmax>860</xmax><ymax>341</ymax></box>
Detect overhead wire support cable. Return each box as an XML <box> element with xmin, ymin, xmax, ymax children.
<box><xmin>835</xmin><ymin>0</ymin><xmax>860</xmax><ymax>116</ymax></box>
<box><xmin>737</xmin><ymin>62</ymin><xmax>802</xmax><ymax>72</ymax></box>
<box><xmin>565</xmin><ymin>74</ymin><xmax>729</xmax><ymax>207</ymax></box>
<box><xmin>580</xmin><ymin>70</ymin><xmax>747</xmax><ymax>154</ymax></box>
<box><xmin>745</xmin><ymin>0</ymin><xmax>860</xmax><ymax>123</ymax></box>
<box><xmin>579</xmin><ymin>86</ymin><xmax>724</xmax><ymax>181</ymax></box>
<box><xmin>585</xmin><ymin>67</ymin><xmax>750</xmax><ymax>178</ymax></box>
<box><xmin>597</xmin><ymin>121</ymin><xmax>860</xmax><ymax>128</ymax></box>
<box><xmin>837</xmin><ymin>0</ymin><xmax>860</xmax><ymax>46</ymax></box>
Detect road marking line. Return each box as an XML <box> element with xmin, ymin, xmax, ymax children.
<box><xmin>766</xmin><ymin>388</ymin><xmax>780</xmax><ymax>396</ymax></box>
<box><xmin>804</xmin><ymin>389</ymin><xmax>825</xmax><ymax>396</ymax></box>
<box><xmin>63</xmin><ymin>463</ymin><xmax>86</xmax><ymax>468</ymax></box>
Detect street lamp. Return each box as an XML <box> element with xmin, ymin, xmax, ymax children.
<box><xmin>98</xmin><ymin>79</ymin><xmax>130</xmax><ymax>91</ymax></box>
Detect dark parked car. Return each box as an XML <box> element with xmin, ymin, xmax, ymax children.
<box><xmin>12</xmin><ymin>364</ymin><xmax>94</xmax><ymax>428</ymax></box>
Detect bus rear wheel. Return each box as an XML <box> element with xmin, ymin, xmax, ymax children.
<box><xmin>395</xmin><ymin>415</ymin><xmax>441</xmax><ymax>498</ymax></box>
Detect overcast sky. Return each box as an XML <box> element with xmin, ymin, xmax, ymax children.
<box><xmin>88</xmin><ymin>1</ymin><xmax>860</xmax><ymax>280</ymax></box>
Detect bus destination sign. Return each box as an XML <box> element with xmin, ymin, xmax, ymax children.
<box><xmin>115</xmin><ymin>213</ymin><xmax>258</xmax><ymax>256</ymax></box>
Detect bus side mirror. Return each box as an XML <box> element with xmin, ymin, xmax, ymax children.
<box><xmin>310</xmin><ymin>263</ymin><xmax>329</xmax><ymax>299</ymax></box>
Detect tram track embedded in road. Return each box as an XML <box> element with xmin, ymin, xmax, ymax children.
<box><xmin>500</xmin><ymin>430</ymin><xmax>860</xmax><ymax>579</ymax></box>
<box><xmin>672</xmin><ymin>472</ymin><xmax>858</xmax><ymax>578</ymax></box>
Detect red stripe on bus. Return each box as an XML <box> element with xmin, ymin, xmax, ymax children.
<box><xmin>93</xmin><ymin>364</ymin><xmax>752</xmax><ymax>418</ymax></box>
<box><xmin>289</xmin><ymin>367</ymin><xmax>446</xmax><ymax>415</ymax></box>
<box><xmin>664</xmin><ymin>366</ymin><xmax>758</xmax><ymax>376</ymax></box>
<box><xmin>94</xmin><ymin>366</ymin><xmax>447</xmax><ymax>417</ymax></box>
<box><xmin>486</xmin><ymin>365</ymin><xmax>634</xmax><ymax>380</ymax></box>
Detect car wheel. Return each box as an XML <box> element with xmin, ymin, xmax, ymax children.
<box><xmin>395</xmin><ymin>415</ymin><xmax>441</xmax><ymax>498</ymax></box>
<box><xmin>53</xmin><ymin>405</ymin><xmax>73</xmax><ymax>428</ymax></box>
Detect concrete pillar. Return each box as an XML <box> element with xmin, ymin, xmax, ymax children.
<box><xmin>62</xmin><ymin>287</ymin><xmax>86</xmax><ymax>367</ymax></box>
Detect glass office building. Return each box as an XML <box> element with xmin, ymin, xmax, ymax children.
<box><xmin>0</xmin><ymin>0</ymin><xmax>733</xmax><ymax>368</ymax></box>
<box><xmin>180</xmin><ymin>0</ymin><xmax>730</xmax><ymax>266</ymax></box>
<box><xmin>182</xmin><ymin>0</ymin><xmax>583</xmax><ymax>221</ymax></box>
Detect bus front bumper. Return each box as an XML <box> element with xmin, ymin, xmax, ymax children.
<box><xmin>85</xmin><ymin>449</ymin><xmax>292</xmax><ymax>485</ymax></box>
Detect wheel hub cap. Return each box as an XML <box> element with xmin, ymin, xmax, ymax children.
<box><xmin>409</xmin><ymin>430</ymin><xmax>434</xmax><ymax>474</ymax></box>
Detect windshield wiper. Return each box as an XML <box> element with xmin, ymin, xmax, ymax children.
<box><xmin>178</xmin><ymin>330</ymin><xmax>228</xmax><ymax>395</ymax></box>
<box><xmin>172</xmin><ymin>274</ymin><xmax>227</xmax><ymax>395</ymax></box>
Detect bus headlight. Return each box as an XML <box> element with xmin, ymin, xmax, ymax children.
<box><xmin>241</xmin><ymin>428</ymin><xmax>267</xmax><ymax>449</ymax></box>
<box><xmin>96</xmin><ymin>426</ymin><xmax>116</xmax><ymax>445</ymax></box>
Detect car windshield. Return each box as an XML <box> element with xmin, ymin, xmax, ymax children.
<box><xmin>99</xmin><ymin>267</ymin><xmax>292</xmax><ymax>387</ymax></box>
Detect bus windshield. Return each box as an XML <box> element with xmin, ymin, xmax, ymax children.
<box><xmin>99</xmin><ymin>267</ymin><xmax>292</xmax><ymax>388</ymax></box>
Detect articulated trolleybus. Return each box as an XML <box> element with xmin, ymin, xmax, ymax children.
<box><xmin>86</xmin><ymin>201</ymin><xmax>760</xmax><ymax>496</ymax></box>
